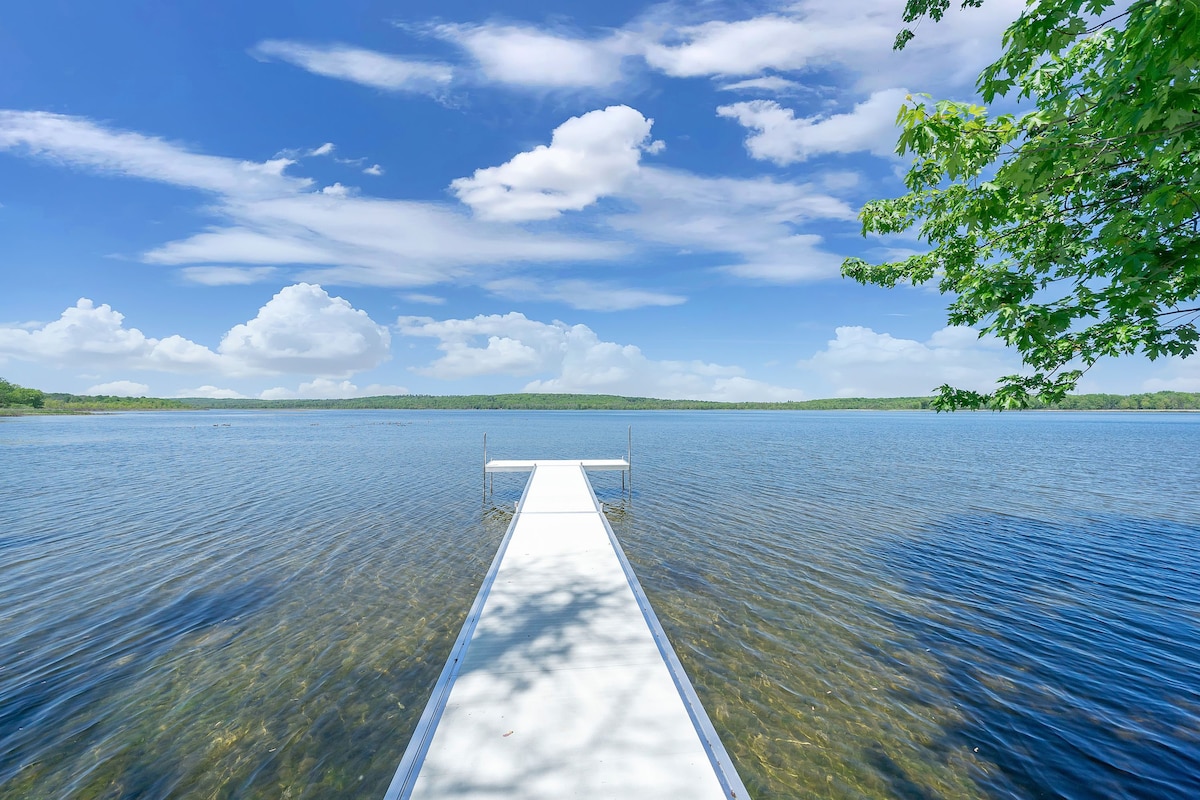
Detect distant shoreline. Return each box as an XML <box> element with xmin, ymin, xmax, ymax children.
<box><xmin>5</xmin><ymin>390</ymin><xmax>1200</xmax><ymax>414</ymax></box>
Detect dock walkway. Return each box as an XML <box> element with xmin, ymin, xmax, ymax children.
<box><xmin>384</xmin><ymin>460</ymin><xmax>748</xmax><ymax>799</ymax></box>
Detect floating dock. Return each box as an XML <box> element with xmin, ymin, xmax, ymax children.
<box><xmin>384</xmin><ymin>459</ymin><xmax>749</xmax><ymax>799</ymax></box>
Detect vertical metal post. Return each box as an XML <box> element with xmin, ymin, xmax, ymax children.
<box><xmin>627</xmin><ymin>425</ymin><xmax>632</xmax><ymax>502</ymax></box>
<box><xmin>483</xmin><ymin>433</ymin><xmax>487</xmax><ymax>501</ymax></box>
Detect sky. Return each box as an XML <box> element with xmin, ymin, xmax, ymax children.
<box><xmin>2</xmin><ymin>0</ymin><xmax>1193</xmax><ymax>401</ymax></box>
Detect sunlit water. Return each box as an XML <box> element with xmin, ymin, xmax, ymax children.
<box><xmin>2</xmin><ymin>410</ymin><xmax>1197</xmax><ymax>799</ymax></box>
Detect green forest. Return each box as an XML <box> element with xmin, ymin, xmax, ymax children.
<box><xmin>3</xmin><ymin>378</ymin><xmax>1199</xmax><ymax>413</ymax></box>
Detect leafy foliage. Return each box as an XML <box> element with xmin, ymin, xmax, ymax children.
<box><xmin>0</xmin><ymin>377</ymin><xmax>45</xmax><ymax>408</ymax></box>
<box><xmin>42</xmin><ymin>393</ymin><xmax>188</xmax><ymax>411</ymax></box>
<box><xmin>845</xmin><ymin>0</ymin><xmax>1200</xmax><ymax>409</ymax></box>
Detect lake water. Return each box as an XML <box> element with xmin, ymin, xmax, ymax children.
<box><xmin>1</xmin><ymin>410</ymin><xmax>1198</xmax><ymax>799</ymax></box>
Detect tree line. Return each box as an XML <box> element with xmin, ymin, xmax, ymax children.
<box><xmin>0</xmin><ymin>378</ymin><xmax>45</xmax><ymax>408</ymax></box>
<box><xmin>5</xmin><ymin>381</ymin><xmax>1199</xmax><ymax>412</ymax></box>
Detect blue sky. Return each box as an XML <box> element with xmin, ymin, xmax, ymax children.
<box><xmin>1</xmin><ymin>0</ymin><xmax>1190</xmax><ymax>400</ymax></box>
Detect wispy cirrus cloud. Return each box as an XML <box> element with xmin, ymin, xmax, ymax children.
<box><xmin>0</xmin><ymin>110</ymin><xmax>626</xmax><ymax>287</ymax></box>
<box><xmin>0</xmin><ymin>106</ymin><xmax>858</xmax><ymax>296</ymax></box>
<box><xmin>484</xmin><ymin>278</ymin><xmax>686</xmax><ymax>311</ymax></box>
<box><xmin>180</xmin><ymin>266</ymin><xmax>280</xmax><ymax>286</ymax></box>
<box><xmin>428</xmin><ymin>22</ymin><xmax>636</xmax><ymax>89</ymax></box>
<box><xmin>610</xmin><ymin>166</ymin><xmax>857</xmax><ymax>283</ymax></box>
<box><xmin>251</xmin><ymin>40</ymin><xmax>454</xmax><ymax>94</ymax></box>
<box><xmin>0</xmin><ymin>109</ymin><xmax>309</xmax><ymax>196</ymax></box>
<box><xmin>717</xmin><ymin>76</ymin><xmax>806</xmax><ymax>94</ymax></box>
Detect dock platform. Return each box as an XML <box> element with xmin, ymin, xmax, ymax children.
<box><xmin>384</xmin><ymin>459</ymin><xmax>748</xmax><ymax>799</ymax></box>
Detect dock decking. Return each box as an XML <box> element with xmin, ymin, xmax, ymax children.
<box><xmin>384</xmin><ymin>460</ymin><xmax>748</xmax><ymax>799</ymax></box>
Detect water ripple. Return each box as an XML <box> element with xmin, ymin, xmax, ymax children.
<box><xmin>1</xmin><ymin>410</ymin><xmax>1198</xmax><ymax>798</ymax></box>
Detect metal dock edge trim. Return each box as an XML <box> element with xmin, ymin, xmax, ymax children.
<box><xmin>382</xmin><ymin>464</ymin><xmax>540</xmax><ymax>800</ymax></box>
<box><xmin>580</xmin><ymin>469</ymin><xmax>751</xmax><ymax>799</ymax></box>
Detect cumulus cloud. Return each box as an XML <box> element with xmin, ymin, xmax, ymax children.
<box><xmin>1142</xmin><ymin>356</ymin><xmax>1200</xmax><ymax>392</ymax></box>
<box><xmin>800</xmin><ymin>325</ymin><xmax>1021</xmax><ymax>397</ymax></box>
<box><xmin>397</xmin><ymin>311</ymin><xmax>804</xmax><ymax>400</ymax></box>
<box><xmin>430</xmin><ymin>23</ymin><xmax>633</xmax><ymax>88</ymax></box>
<box><xmin>0</xmin><ymin>284</ymin><xmax>391</xmax><ymax>381</ymax></box>
<box><xmin>451</xmin><ymin>105</ymin><xmax>662</xmax><ymax>221</ymax></box>
<box><xmin>251</xmin><ymin>40</ymin><xmax>453</xmax><ymax>94</ymax></box>
<box><xmin>485</xmin><ymin>278</ymin><xmax>686</xmax><ymax>312</ymax></box>
<box><xmin>717</xmin><ymin>89</ymin><xmax>910</xmax><ymax>164</ymax></box>
<box><xmin>259</xmin><ymin>378</ymin><xmax>410</xmax><ymax>400</ymax></box>
<box><xmin>0</xmin><ymin>298</ymin><xmax>221</xmax><ymax>371</ymax></box>
<box><xmin>86</xmin><ymin>380</ymin><xmax>150</xmax><ymax>397</ymax></box>
<box><xmin>320</xmin><ymin>182</ymin><xmax>352</xmax><ymax>197</ymax></box>
<box><xmin>363</xmin><ymin>164</ymin><xmax>384</xmax><ymax>176</ymax></box>
<box><xmin>218</xmin><ymin>283</ymin><xmax>390</xmax><ymax>377</ymax></box>
<box><xmin>178</xmin><ymin>385</ymin><xmax>247</xmax><ymax>399</ymax></box>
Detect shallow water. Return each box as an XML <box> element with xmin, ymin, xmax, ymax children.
<box><xmin>1</xmin><ymin>410</ymin><xmax>1197</xmax><ymax>799</ymax></box>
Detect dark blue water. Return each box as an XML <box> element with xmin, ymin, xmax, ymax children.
<box><xmin>1</xmin><ymin>410</ymin><xmax>1197</xmax><ymax>799</ymax></box>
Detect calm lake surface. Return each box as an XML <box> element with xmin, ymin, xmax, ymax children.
<box><xmin>2</xmin><ymin>410</ymin><xmax>1198</xmax><ymax>799</ymax></box>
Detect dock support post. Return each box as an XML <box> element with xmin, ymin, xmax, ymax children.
<box><xmin>483</xmin><ymin>433</ymin><xmax>487</xmax><ymax>501</ymax></box>
<box><xmin>628</xmin><ymin>425</ymin><xmax>632</xmax><ymax>502</ymax></box>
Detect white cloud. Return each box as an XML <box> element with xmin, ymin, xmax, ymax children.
<box><xmin>637</xmin><ymin>1</ymin><xmax>1024</xmax><ymax>90</ymax></box>
<box><xmin>310</xmin><ymin>142</ymin><xmax>335</xmax><ymax>156</ymax></box>
<box><xmin>86</xmin><ymin>380</ymin><xmax>150</xmax><ymax>397</ymax></box>
<box><xmin>431</xmin><ymin>23</ymin><xmax>633</xmax><ymax>88</ymax></box>
<box><xmin>258</xmin><ymin>378</ymin><xmax>410</xmax><ymax>400</ymax></box>
<box><xmin>800</xmin><ymin>325</ymin><xmax>1020</xmax><ymax>396</ymax></box>
<box><xmin>451</xmin><ymin>105</ymin><xmax>662</xmax><ymax>221</ymax></box>
<box><xmin>260</xmin><ymin>379</ymin><xmax>353</xmax><ymax>400</ymax></box>
<box><xmin>402</xmin><ymin>293</ymin><xmax>446</xmax><ymax>305</ymax></box>
<box><xmin>611</xmin><ymin>167</ymin><xmax>855</xmax><ymax>283</ymax></box>
<box><xmin>178</xmin><ymin>385</ymin><xmax>247</xmax><ymax>399</ymax></box>
<box><xmin>0</xmin><ymin>285</ymin><xmax>391</xmax><ymax>381</ymax></box>
<box><xmin>1142</xmin><ymin>356</ymin><xmax>1200</xmax><ymax>392</ymax></box>
<box><xmin>643</xmin><ymin>14</ymin><xmax>826</xmax><ymax>78</ymax></box>
<box><xmin>1</xmin><ymin>110</ymin><xmax>854</xmax><ymax>295</ymax></box>
<box><xmin>718</xmin><ymin>76</ymin><xmax>805</xmax><ymax>93</ymax></box>
<box><xmin>363</xmin><ymin>164</ymin><xmax>384</xmax><ymax>176</ymax></box>
<box><xmin>143</xmin><ymin>193</ymin><xmax>626</xmax><ymax>286</ymax></box>
<box><xmin>717</xmin><ymin>88</ymin><xmax>910</xmax><ymax>164</ymax></box>
<box><xmin>397</xmin><ymin>311</ymin><xmax>804</xmax><ymax>400</ymax></box>
<box><xmin>251</xmin><ymin>40</ymin><xmax>453</xmax><ymax>94</ymax></box>
<box><xmin>180</xmin><ymin>266</ymin><xmax>279</xmax><ymax>285</ymax></box>
<box><xmin>218</xmin><ymin>283</ymin><xmax>390</xmax><ymax>378</ymax></box>
<box><xmin>485</xmin><ymin>278</ymin><xmax>686</xmax><ymax>311</ymax></box>
<box><xmin>361</xmin><ymin>383</ymin><xmax>410</xmax><ymax>396</ymax></box>
<box><xmin>0</xmin><ymin>110</ymin><xmax>309</xmax><ymax>197</ymax></box>
<box><xmin>320</xmin><ymin>182</ymin><xmax>352</xmax><ymax>197</ymax></box>
<box><xmin>0</xmin><ymin>298</ymin><xmax>221</xmax><ymax>371</ymax></box>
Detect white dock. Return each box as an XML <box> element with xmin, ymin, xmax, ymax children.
<box><xmin>384</xmin><ymin>459</ymin><xmax>748</xmax><ymax>799</ymax></box>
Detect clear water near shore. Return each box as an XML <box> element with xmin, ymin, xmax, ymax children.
<box><xmin>2</xmin><ymin>410</ymin><xmax>1198</xmax><ymax>799</ymax></box>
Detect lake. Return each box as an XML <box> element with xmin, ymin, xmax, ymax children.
<box><xmin>1</xmin><ymin>410</ymin><xmax>1198</xmax><ymax>799</ymax></box>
